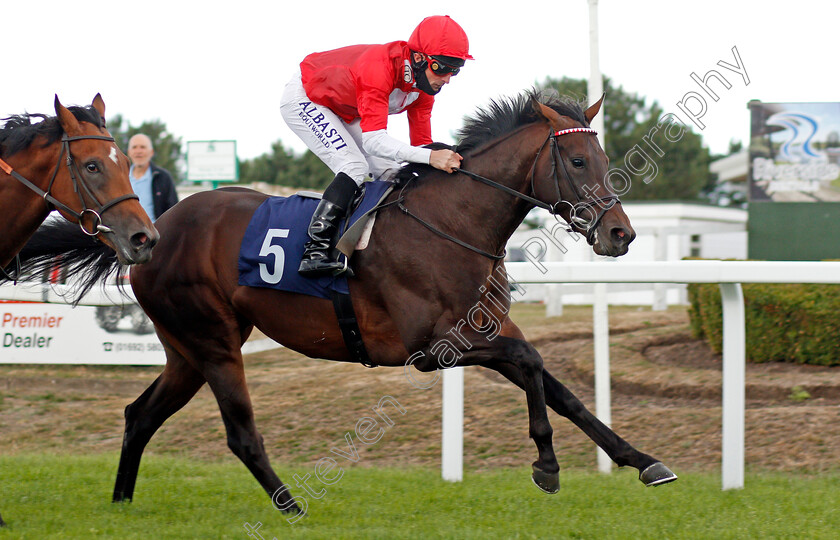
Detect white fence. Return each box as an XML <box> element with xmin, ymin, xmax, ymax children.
<box><xmin>0</xmin><ymin>280</ymin><xmax>137</xmax><ymax>305</ymax></box>
<box><xmin>441</xmin><ymin>260</ymin><xmax>840</xmax><ymax>491</ymax></box>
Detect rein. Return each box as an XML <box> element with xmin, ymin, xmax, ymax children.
<box><xmin>0</xmin><ymin>134</ymin><xmax>139</xmax><ymax>237</ymax></box>
<box><xmin>395</xmin><ymin>127</ymin><xmax>621</xmax><ymax>260</ymax></box>
<box><xmin>396</xmin><ymin>198</ymin><xmax>506</xmax><ymax>260</ymax></box>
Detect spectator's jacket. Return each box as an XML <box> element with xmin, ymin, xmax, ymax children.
<box><xmin>149</xmin><ymin>163</ymin><xmax>178</xmax><ymax>220</ymax></box>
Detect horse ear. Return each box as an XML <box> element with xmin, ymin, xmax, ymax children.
<box><xmin>91</xmin><ymin>93</ymin><xmax>106</xmax><ymax>118</ymax></box>
<box><xmin>530</xmin><ymin>97</ymin><xmax>553</xmax><ymax>121</ymax></box>
<box><xmin>584</xmin><ymin>93</ymin><xmax>606</xmax><ymax>124</ymax></box>
<box><xmin>54</xmin><ymin>95</ymin><xmax>81</xmax><ymax>135</ymax></box>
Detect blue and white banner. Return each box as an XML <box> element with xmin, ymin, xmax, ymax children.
<box><xmin>749</xmin><ymin>102</ymin><xmax>840</xmax><ymax>202</ymax></box>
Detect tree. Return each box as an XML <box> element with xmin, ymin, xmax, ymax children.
<box><xmin>539</xmin><ymin>76</ymin><xmax>713</xmax><ymax>201</ymax></box>
<box><xmin>239</xmin><ymin>140</ymin><xmax>296</xmax><ymax>185</ymax></box>
<box><xmin>108</xmin><ymin>115</ymin><xmax>183</xmax><ymax>183</ymax></box>
<box><xmin>710</xmin><ymin>139</ymin><xmax>744</xmax><ymax>161</ymax></box>
<box><xmin>284</xmin><ymin>150</ymin><xmax>333</xmax><ymax>189</ymax></box>
<box><xmin>728</xmin><ymin>139</ymin><xmax>744</xmax><ymax>154</ymax></box>
<box><xmin>239</xmin><ymin>141</ymin><xmax>333</xmax><ymax>190</ymax></box>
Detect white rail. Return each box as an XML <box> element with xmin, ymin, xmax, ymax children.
<box><xmin>0</xmin><ymin>281</ymin><xmax>136</xmax><ymax>306</ymax></box>
<box><xmin>507</xmin><ymin>260</ymin><xmax>840</xmax><ymax>285</ymax></box>
<box><xmin>441</xmin><ymin>261</ymin><xmax>840</xmax><ymax>491</ymax></box>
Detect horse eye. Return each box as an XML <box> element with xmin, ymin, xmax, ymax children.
<box><xmin>85</xmin><ymin>162</ymin><xmax>100</xmax><ymax>173</ymax></box>
<box><xmin>571</xmin><ymin>158</ymin><xmax>585</xmax><ymax>169</ymax></box>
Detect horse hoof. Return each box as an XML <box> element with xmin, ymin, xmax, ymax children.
<box><xmin>281</xmin><ymin>503</ymin><xmax>303</xmax><ymax>516</ymax></box>
<box><xmin>640</xmin><ymin>462</ymin><xmax>678</xmax><ymax>486</ymax></box>
<box><xmin>531</xmin><ymin>466</ymin><xmax>560</xmax><ymax>494</ymax></box>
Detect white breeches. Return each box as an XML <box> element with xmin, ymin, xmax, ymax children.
<box><xmin>280</xmin><ymin>71</ymin><xmax>400</xmax><ymax>186</ymax></box>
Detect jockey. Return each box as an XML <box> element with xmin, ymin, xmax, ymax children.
<box><xmin>280</xmin><ymin>15</ymin><xmax>473</xmax><ymax>277</ymax></box>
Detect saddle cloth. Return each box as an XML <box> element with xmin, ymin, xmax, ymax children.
<box><xmin>237</xmin><ymin>180</ymin><xmax>393</xmax><ymax>299</ymax></box>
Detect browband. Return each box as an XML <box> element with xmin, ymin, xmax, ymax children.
<box><xmin>553</xmin><ymin>127</ymin><xmax>598</xmax><ymax>137</ymax></box>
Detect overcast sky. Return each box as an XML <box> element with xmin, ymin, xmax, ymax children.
<box><xmin>4</xmin><ymin>1</ymin><xmax>838</xmax><ymax>164</ymax></box>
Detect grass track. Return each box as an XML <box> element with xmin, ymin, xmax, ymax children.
<box><xmin>1</xmin><ymin>454</ymin><xmax>839</xmax><ymax>539</ymax></box>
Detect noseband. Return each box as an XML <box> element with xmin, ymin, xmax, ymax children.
<box><xmin>0</xmin><ymin>134</ymin><xmax>139</xmax><ymax>237</ymax></box>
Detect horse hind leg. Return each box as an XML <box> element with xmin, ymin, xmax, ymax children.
<box><xmin>113</xmin><ymin>347</ymin><xmax>205</xmax><ymax>503</ymax></box>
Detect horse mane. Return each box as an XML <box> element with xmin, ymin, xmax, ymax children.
<box><xmin>457</xmin><ymin>89</ymin><xmax>588</xmax><ymax>154</ymax></box>
<box><xmin>394</xmin><ymin>89</ymin><xmax>588</xmax><ymax>186</ymax></box>
<box><xmin>0</xmin><ymin>105</ymin><xmax>104</xmax><ymax>158</ymax></box>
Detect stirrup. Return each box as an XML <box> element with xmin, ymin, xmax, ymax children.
<box><xmin>333</xmin><ymin>257</ymin><xmax>354</xmax><ymax>278</ymax></box>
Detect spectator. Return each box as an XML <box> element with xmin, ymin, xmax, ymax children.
<box><xmin>127</xmin><ymin>133</ymin><xmax>178</xmax><ymax>221</ymax></box>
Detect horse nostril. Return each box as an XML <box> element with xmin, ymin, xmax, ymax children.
<box><xmin>131</xmin><ymin>232</ymin><xmax>149</xmax><ymax>251</ymax></box>
<box><xmin>612</xmin><ymin>227</ymin><xmax>631</xmax><ymax>244</ymax></box>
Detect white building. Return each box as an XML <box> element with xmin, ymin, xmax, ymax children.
<box><xmin>708</xmin><ymin>150</ymin><xmax>748</xmax><ymax>207</ymax></box>
<box><xmin>506</xmin><ymin>202</ymin><xmax>747</xmax><ymax>308</ymax></box>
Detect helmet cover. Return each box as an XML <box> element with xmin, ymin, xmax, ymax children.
<box><xmin>408</xmin><ymin>15</ymin><xmax>473</xmax><ymax>60</ymax></box>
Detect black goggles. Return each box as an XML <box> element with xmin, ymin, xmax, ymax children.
<box><xmin>429</xmin><ymin>56</ymin><xmax>461</xmax><ymax>76</ymax></box>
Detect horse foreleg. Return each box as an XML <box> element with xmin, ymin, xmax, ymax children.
<box><xmin>427</xmin><ymin>333</ymin><xmax>560</xmax><ymax>494</ymax></box>
<box><xmin>201</xmin><ymin>359</ymin><xmax>302</xmax><ymax>517</ymax></box>
<box><xmin>493</xmin><ymin>362</ymin><xmax>677</xmax><ymax>486</ymax></box>
<box><xmin>113</xmin><ymin>355</ymin><xmax>205</xmax><ymax>503</ymax></box>
<box><xmin>0</xmin><ymin>510</ymin><xmax>5</xmax><ymax>526</ymax></box>
<box><xmin>503</xmin><ymin>341</ymin><xmax>561</xmax><ymax>494</ymax></box>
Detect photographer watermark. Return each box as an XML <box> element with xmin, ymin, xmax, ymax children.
<box><xmin>580</xmin><ymin>45</ymin><xmax>750</xmax><ymax>211</ymax></box>
<box><xmin>403</xmin><ymin>264</ymin><xmax>526</xmax><ymax>390</ymax></box>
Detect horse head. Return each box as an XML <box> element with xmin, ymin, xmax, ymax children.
<box><xmin>530</xmin><ymin>95</ymin><xmax>635</xmax><ymax>257</ymax></box>
<box><xmin>52</xmin><ymin>94</ymin><xmax>159</xmax><ymax>264</ymax></box>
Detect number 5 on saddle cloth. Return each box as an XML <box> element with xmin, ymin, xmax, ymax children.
<box><xmin>237</xmin><ymin>180</ymin><xmax>394</xmax><ymax>366</ymax></box>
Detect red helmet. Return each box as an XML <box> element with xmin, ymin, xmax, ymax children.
<box><xmin>408</xmin><ymin>15</ymin><xmax>473</xmax><ymax>61</ymax></box>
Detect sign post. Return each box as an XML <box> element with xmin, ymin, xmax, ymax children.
<box><xmin>186</xmin><ymin>140</ymin><xmax>238</xmax><ymax>189</ymax></box>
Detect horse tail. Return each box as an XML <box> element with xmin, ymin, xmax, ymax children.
<box><xmin>1</xmin><ymin>219</ymin><xmax>124</xmax><ymax>303</ymax></box>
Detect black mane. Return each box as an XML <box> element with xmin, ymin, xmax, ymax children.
<box><xmin>456</xmin><ymin>90</ymin><xmax>588</xmax><ymax>154</ymax></box>
<box><xmin>0</xmin><ymin>105</ymin><xmax>104</xmax><ymax>158</ymax></box>
<box><xmin>395</xmin><ymin>90</ymin><xmax>589</xmax><ymax>184</ymax></box>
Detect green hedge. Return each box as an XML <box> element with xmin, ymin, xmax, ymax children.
<box><xmin>687</xmin><ymin>281</ymin><xmax>840</xmax><ymax>366</ymax></box>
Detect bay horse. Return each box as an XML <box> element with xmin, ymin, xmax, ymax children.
<box><xmin>0</xmin><ymin>94</ymin><xmax>157</xmax><ymax>527</ymax></box>
<box><xmin>10</xmin><ymin>91</ymin><xmax>676</xmax><ymax>519</ymax></box>
<box><xmin>0</xmin><ymin>94</ymin><xmax>158</xmax><ymax>277</ymax></box>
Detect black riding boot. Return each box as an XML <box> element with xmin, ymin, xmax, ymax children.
<box><xmin>298</xmin><ymin>172</ymin><xmax>358</xmax><ymax>277</ymax></box>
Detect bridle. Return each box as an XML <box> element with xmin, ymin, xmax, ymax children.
<box><xmin>0</xmin><ymin>134</ymin><xmax>139</xmax><ymax>237</ymax></box>
<box><xmin>1</xmin><ymin>133</ymin><xmax>140</xmax><ymax>282</ymax></box>
<box><xmin>396</xmin><ymin>126</ymin><xmax>621</xmax><ymax>260</ymax></box>
<box><xmin>529</xmin><ymin>127</ymin><xmax>620</xmax><ymax>243</ymax></box>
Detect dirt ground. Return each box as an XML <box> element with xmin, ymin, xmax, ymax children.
<box><xmin>1</xmin><ymin>305</ymin><xmax>838</xmax><ymax>475</ymax></box>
